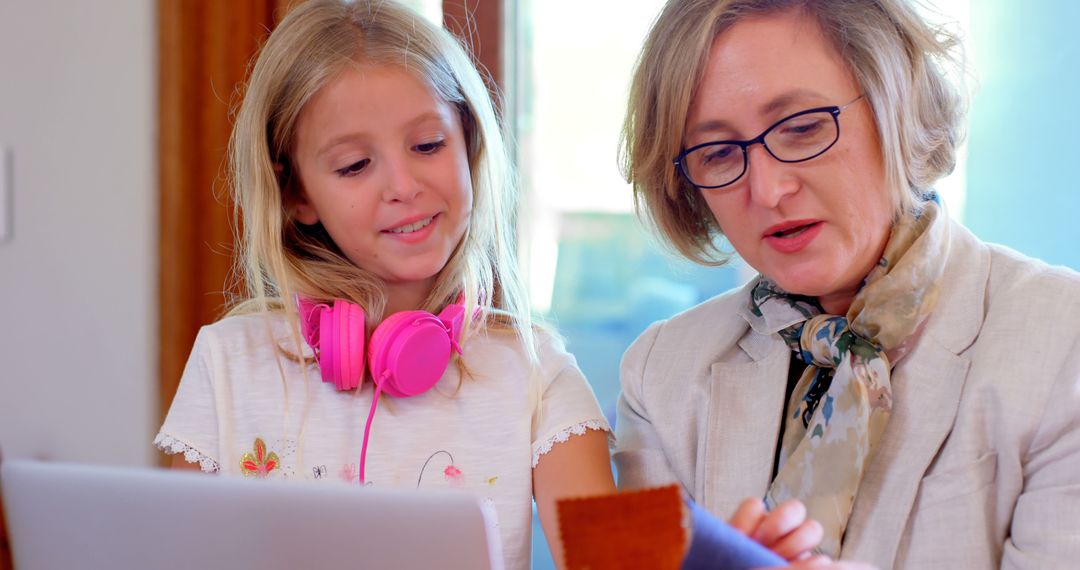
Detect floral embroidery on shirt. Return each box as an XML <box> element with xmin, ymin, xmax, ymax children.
<box><xmin>444</xmin><ymin>464</ymin><xmax>465</xmax><ymax>487</ymax></box>
<box><xmin>340</xmin><ymin>463</ymin><xmax>359</xmax><ymax>484</ymax></box>
<box><xmin>417</xmin><ymin>450</ymin><xmax>461</xmax><ymax>488</ymax></box>
<box><xmin>240</xmin><ymin>437</ymin><xmax>279</xmax><ymax>478</ymax></box>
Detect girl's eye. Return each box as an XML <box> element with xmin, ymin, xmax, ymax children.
<box><xmin>336</xmin><ymin>159</ymin><xmax>370</xmax><ymax>177</ymax></box>
<box><xmin>414</xmin><ymin>140</ymin><xmax>446</xmax><ymax>154</ymax></box>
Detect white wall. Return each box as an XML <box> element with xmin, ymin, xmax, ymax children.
<box><xmin>0</xmin><ymin>1</ymin><xmax>156</xmax><ymax>466</ymax></box>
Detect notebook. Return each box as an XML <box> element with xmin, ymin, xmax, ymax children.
<box><xmin>1</xmin><ymin>459</ymin><xmax>503</xmax><ymax>570</ymax></box>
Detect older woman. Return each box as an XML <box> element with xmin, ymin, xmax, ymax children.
<box><xmin>614</xmin><ymin>0</ymin><xmax>1080</xmax><ymax>567</ymax></box>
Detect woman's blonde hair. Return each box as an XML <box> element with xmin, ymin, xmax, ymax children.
<box><xmin>227</xmin><ymin>0</ymin><xmax>533</xmax><ymax>351</ymax></box>
<box><xmin>620</xmin><ymin>0</ymin><xmax>966</xmax><ymax>265</ymax></box>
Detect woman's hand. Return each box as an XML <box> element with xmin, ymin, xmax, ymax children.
<box><xmin>729</xmin><ymin>497</ymin><xmax>822</xmax><ymax>562</ymax></box>
<box><xmin>729</xmin><ymin>498</ymin><xmax>880</xmax><ymax>570</ymax></box>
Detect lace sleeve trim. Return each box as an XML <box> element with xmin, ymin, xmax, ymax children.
<box><xmin>154</xmin><ymin>433</ymin><xmax>220</xmax><ymax>473</ymax></box>
<box><xmin>532</xmin><ymin>419</ymin><xmax>613</xmax><ymax>468</ymax></box>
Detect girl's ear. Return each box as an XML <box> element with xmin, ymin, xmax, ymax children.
<box><xmin>292</xmin><ymin>189</ymin><xmax>320</xmax><ymax>225</ymax></box>
<box><xmin>277</xmin><ymin>161</ymin><xmax>319</xmax><ymax>225</ymax></box>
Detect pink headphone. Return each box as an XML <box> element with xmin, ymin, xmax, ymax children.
<box><xmin>296</xmin><ymin>295</ymin><xmax>466</xmax><ymax>484</ymax></box>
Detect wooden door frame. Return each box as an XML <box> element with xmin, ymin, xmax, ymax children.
<box><xmin>443</xmin><ymin>0</ymin><xmax>506</xmax><ymax>94</ymax></box>
<box><xmin>157</xmin><ymin>1</ymin><xmax>288</xmax><ymax>462</ymax></box>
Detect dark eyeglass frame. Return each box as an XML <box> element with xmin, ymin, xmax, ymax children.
<box><xmin>674</xmin><ymin>95</ymin><xmax>864</xmax><ymax>190</ymax></box>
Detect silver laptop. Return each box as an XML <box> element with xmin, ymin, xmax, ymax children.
<box><xmin>1</xmin><ymin>459</ymin><xmax>503</xmax><ymax>570</ymax></box>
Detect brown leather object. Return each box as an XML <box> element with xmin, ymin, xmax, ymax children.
<box><xmin>557</xmin><ymin>484</ymin><xmax>689</xmax><ymax>570</ymax></box>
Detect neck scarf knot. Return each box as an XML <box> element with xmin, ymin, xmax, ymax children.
<box><xmin>783</xmin><ymin>315</ymin><xmax>887</xmax><ymax>370</ymax></box>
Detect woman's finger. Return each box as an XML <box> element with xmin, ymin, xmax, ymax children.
<box><xmin>769</xmin><ymin>518</ymin><xmax>824</xmax><ymax>561</ymax></box>
<box><xmin>750</xmin><ymin>499</ymin><xmax>807</xmax><ymax>546</ymax></box>
<box><xmin>729</xmin><ymin>497</ymin><xmax>767</xmax><ymax>535</ymax></box>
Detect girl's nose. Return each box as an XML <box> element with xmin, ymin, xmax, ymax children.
<box><xmin>381</xmin><ymin>155</ymin><xmax>422</xmax><ymax>202</ymax></box>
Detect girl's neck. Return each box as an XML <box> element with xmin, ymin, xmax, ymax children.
<box><xmin>382</xmin><ymin>277</ymin><xmax>437</xmax><ymax>317</ymax></box>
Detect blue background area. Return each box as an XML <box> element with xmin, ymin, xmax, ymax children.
<box><xmin>548</xmin><ymin>213</ymin><xmax>742</xmax><ymax>425</ymax></box>
<box><xmin>961</xmin><ymin>2</ymin><xmax>1080</xmax><ymax>269</ymax></box>
<box><xmin>532</xmin><ymin>213</ymin><xmax>741</xmax><ymax>569</ymax></box>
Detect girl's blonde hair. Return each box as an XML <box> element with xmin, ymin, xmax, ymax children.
<box><xmin>620</xmin><ymin>0</ymin><xmax>966</xmax><ymax>265</ymax></box>
<box><xmin>227</xmin><ymin>0</ymin><xmax>533</xmax><ymax>353</ymax></box>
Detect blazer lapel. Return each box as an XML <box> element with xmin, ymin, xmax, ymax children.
<box><xmin>701</xmin><ymin>329</ymin><xmax>790</xmax><ymax>519</ymax></box>
<box><xmin>841</xmin><ymin>340</ymin><xmax>970</xmax><ymax>565</ymax></box>
<box><xmin>842</xmin><ymin>220</ymin><xmax>990</xmax><ymax>566</ymax></box>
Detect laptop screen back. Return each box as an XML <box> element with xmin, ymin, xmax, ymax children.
<box><xmin>1</xmin><ymin>459</ymin><xmax>501</xmax><ymax>570</ymax></box>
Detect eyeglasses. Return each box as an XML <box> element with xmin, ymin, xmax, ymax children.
<box><xmin>674</xmin><ymin>95</ymin><xmax>864</xmax><ymax>189</ymax></box>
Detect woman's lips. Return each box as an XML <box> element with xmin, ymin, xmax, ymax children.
<box><xmin>762</xmin><ymin>220</ymin><xmax>823</xmax><ymax>254</ymax></box>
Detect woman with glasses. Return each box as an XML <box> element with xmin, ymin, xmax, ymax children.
<box><xmin>614</xmin><ymin>0</ymin><xmax>1080</xmax><ymax>567</ymax></box>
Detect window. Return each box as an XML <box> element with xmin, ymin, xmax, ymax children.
<box><xmin>513</xmin><ymin>0</ymin><xmax>749</xmax><ymax>429</ymax></box>
<box><xmin>511</xmin><ymin>2</ymin><xmax>747</xmax><ymax>566</ymax></box>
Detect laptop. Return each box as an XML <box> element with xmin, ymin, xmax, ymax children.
<box><xmin>1</xmin><ymin>459</ymin><xmax>503</xmax><ymax>570</ymax></box>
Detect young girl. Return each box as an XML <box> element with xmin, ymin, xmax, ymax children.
<box><xmin>155</xmin><ymin>1</ymin><xmax>822</xmax><ymax>568</ymax></box>
<box><xmin>154</xmin><ymin>1</ymin><xmax>613</xmax><ymax>567</ymax></box>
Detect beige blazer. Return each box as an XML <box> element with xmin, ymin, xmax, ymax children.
<box><xmin>614</xmin><ymin>221</ymin><xmax>1080</xmax><ymax>569</ymax></box>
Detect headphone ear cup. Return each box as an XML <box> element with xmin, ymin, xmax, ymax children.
<box><xmin>297</xmin><ymin>296</ymin><xmax>367</xmax><ymax>392</ymax></box>
<box><xmin>324</xmin><ymin>300</ymin><xmax>365</xmax><ymax>391</ymax></box>
<box><xmin>369</xmin><ymin>311</ymin><xmax>453</xmax><ymax>398</ymax></box>
<box><xmin>317</xmin><ymin>304</ymin><xmax>337</xmax><ymax>387</ymax></box>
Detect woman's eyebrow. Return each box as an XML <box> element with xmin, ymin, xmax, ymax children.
<box><xmin>758</xmin><ymin>88</ymin><xmax>828</xmax><ymax>116</ymax></box>
<box><xmin>686</xmin><ymin>88</ymin><xmax>829</xmax><ymax>140</ymax></box>
<box><xmin>685</xmin><ymin>118</ymin><xmax>737</xmax><ymax>140</ymax></box>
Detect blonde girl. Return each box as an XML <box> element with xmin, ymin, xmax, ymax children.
<box><xmin>156</xmin><ymin>1</ymin><xmax>614</xmax><ymax>568</ymax></box>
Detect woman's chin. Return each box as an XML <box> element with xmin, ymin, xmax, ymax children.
<box><xmin>761</xmin><ymin>264</ymin><xmax>832</xmax><ymax>296</ymax></box>
<box><xmin>764</xmin><ymin>269</ymin><xmax>857</xmax><ymax>308</ymax></box>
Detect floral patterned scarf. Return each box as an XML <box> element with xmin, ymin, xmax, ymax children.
<box><xmin>744</xmin><ymin>198</ymin><xmax>949</xmax><ymax>556</ymax></box>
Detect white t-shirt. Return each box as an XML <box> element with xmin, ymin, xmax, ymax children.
<box><xmin>155</xmin><ymin>312</ymin><xmax>611</xmax><ymax>570</ymax></box>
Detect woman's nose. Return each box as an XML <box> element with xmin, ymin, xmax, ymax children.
<box><xmin>745</xmin><ymin>144</ymin><xmax>799</xmax><ymax>209</ymax></box>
